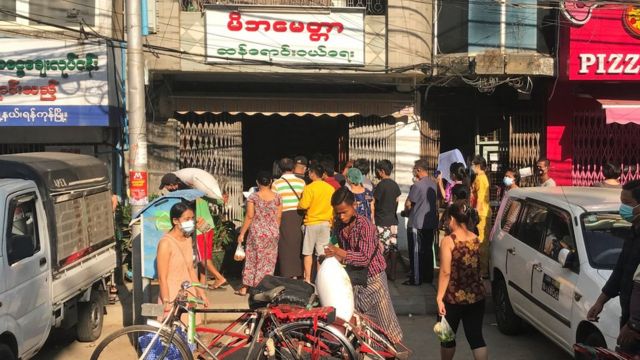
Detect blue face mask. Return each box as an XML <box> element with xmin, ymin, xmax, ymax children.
<box><xmin>620</xmin><ymin>204</ymin><xmax>638</xmax><ymax>222</ymax></box>
<box><xmin>503</xmin><ymin>177</ymin><xmax>514</xmax><ymax>187</ymax></box>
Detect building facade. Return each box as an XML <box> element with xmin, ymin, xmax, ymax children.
<box><xmin>0</xmin><ymin>0</ymin><xmax>122</xmax><ymax>192</ymax></box>
<box><xmin>427</xmin><ymin>0</ymin><xmax>556</xmax><ymax>207</ymax></box>
<box><xmin>145</xmin><ymin>0</ymin><xmax>433</xmax><ymax>222</ymax></box>
<box><xmin>547</xmin><ymin>2</ymin><xmax>640</xmax><ymax>185</ymax></box>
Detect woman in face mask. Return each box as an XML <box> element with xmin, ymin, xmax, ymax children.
<box><xmin>157</xmin><ymin>202</ymin><xmax>209</xmax><ymax>320</ymax></box>
<box><xmin>236</xmin><ymin>171</ymin><xmax>283</xmax><ymax>296</ymax></box>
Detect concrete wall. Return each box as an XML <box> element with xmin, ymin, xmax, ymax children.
<box><xmin>145</xmin><ymin>0</ymin><xmax>181</xmax><ymax>71</ymax></box>
<box><xmin>146</xmin><ymin>1</ymin><xmax>432</xmax><ymax>73</ymax></box>
<box><xmin>387</xmin><ymin>0</ymin><xmax>432</xmax><ymax>69</ymax></box>
<box><xmin>146</xmin><ymin>119</ymin><xmax>181</xmax><ymax>192</ymax></box>
<box><xmin>394</xmin><ymin>120</ymin><xmax>421</xmax><ymax>252</ymax></box>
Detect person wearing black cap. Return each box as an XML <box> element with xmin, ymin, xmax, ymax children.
<box><xmin>159</xmin><ymin>173</ymin><xmax>186</xmax><ymax>194</ymax></box>
<box><xmin>294</xmin><ymin>156</ymin><xmax>311</xmax><ymax>185</ymax></box>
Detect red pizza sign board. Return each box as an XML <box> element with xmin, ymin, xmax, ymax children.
<box><xmin>568</xmin><ymin>5</ymin><xmax>640</xmax><ymax>81</ymax></box>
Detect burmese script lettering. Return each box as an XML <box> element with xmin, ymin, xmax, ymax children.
<box><xmin>0</xmin><ymin>107</ymin><xmax>68</xmax><ymax>123</ymax></box>
<box><xmin>0</xmin><ymin>53</ymin><xmax>99</xmax><ymax>78</ymax></box>
<box><xmin>0</xmin><ymin>80</ymin><xmax>59</xmax><ymax>102</ymax></box>
<box><xmin>227</xmin><ymin>12</ymin><xmax>344</xmax><ymax>42</ymax></box>
<box><xmin>216</xmin><ymin>44</ymin><xmax>356</xmax><ymax>62</ymax></box>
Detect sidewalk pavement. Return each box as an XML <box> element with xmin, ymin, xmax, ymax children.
<box><xmin>34</xmin><ymin>262</ymin><xmax>434</xmax><ymax>359</ymax></box>
<box><xmin>387</xmin><ymin>250</ymin><xmax>438</xmax><ymax>315</ymax></box>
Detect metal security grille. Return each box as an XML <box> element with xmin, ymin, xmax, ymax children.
<box><xmin>54</xmin><ymin>190</ymin><xmax>114</xmax><ymax>266</ymax></box>
<box><xmin>348</xmin><ymin>116</ymin><xmax>396</xmax><ymax>180</ymax></box>
<box><xmin>572</xmin><ymin>111</ymin><xmax>640</xmax><ymax>185</ymax></box>
<box><xmin>509</xmin><ymin>112</ymin><xmax>544</xmax><ymax>187</ymax></box>
<box><xmin>420</xmin><ymin>115</ymin><xmax>440</xmax><ymax>173</ymax></box>
<box><xmin>178</xmin><ymin>114</ymin><xmax>244</xmax><ymax>222</ymax></box>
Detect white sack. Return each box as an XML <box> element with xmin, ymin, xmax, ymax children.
<box><xmin>174</xmin><ymin>168</ymin><xmax>223</xmax><ymax>200</ymax></box>
<box><xmin>316</xmin><ymin>257</ymin><xmax>354</xmax><ymax>322</ymax></box>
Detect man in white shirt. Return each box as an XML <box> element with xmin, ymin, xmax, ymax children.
<box><xmin>537</xmin><ymin>158</ymin><xmax>557</xmax><ymax>187</ymax></box>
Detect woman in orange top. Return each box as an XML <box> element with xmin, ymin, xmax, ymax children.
<box><xmin>157</xmin><ymin>202</ymin><xmax>209</xmax><ymax>320</ymax></box>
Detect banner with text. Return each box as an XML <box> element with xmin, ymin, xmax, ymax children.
<box><xmin>567</xmin><ymin>5</ymin><xmax>640</xmax><ymax>81</ymax></box>
<box><xmin>0</xmin><ymin>39</ymin><xmax>109</xmax><ymax>126</ymax></box>
<box><xmin>205</xmin><ymin>6</ymin><xmax>365</xmax><ymax>66</ymax></box>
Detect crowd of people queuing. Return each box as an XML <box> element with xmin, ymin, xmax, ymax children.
<box><xmin>152</xmin><ymin>152</ymin><xmax>640</xmax><ymax>358</ymax></box>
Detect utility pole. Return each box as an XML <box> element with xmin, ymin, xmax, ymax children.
<box><xmin>126</xmin><ymin>0</ymin><xmax>148</xmax><ymax>324</ymax></box>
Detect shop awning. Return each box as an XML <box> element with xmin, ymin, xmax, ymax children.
<box><xmin>597</xmin><ymin>99</ymin><xmax>640</xmax><ymax>125</ymax></box>
<box><xmin>172</xmin><ymin>96</ymin><xmax>416</xmax><ymax>121</ymax></box>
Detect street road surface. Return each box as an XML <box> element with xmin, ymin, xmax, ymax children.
<box><xmin>35</xmin><ymin>305</ymin><xmax>571</xmax><ymax>359</ymax></box>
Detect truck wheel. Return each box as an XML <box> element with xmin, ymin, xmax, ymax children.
<box><xmin>77</xmin><ymin>291</ymin><xmax>104</xmax><ymax>342</ymax></box>
<box><xmin>492</xmin><ymin>275</ymin><xmax>523</xmax><ymax>335</ymax></box>
<box><xmin>0</xmin><ymin>343</ymin><xmax>16</xmax><ymax>360</ymax></box>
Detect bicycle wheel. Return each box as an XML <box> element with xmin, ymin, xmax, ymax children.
<box><xmin>90</xmin><ymin>324</ymin><xmax>193</xmax><ymax>360</ymax></box>
<box><xmin>252</xmin><ymin>321</ymin><xmax>357</xmax><ymax>360</ymax></box>
<box><xmin>349</xmin><ymin>318</ymin><xmax>407</xmax><ymax>360</ymax></box>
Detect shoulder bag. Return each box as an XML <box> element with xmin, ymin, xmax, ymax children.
<box><xmin>345</xmin><ymin>237</ymin><xmax>379</xmax><ymax>287</ymax></box>
<box><xmin>282</xmin><ymin>177</ymin><xmax>302</xmax><ymax>200</ymax></box>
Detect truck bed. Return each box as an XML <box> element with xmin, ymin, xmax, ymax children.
<box><xmin>52</xmin><ymin>243</ymin><xmax>116</xmax><ymax>306</ymax></box>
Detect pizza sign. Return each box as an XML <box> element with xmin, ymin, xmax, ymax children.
<box><xmin>624</xmin><ymin>6</ymin><xmax>640</xmax><ymax>38</ymax></box>
<box><xmin>567</xmin><ymin>5</ymin><xmax>640</xmax><ymax>80</ymax></box>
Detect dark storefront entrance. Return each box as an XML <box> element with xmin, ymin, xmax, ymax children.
<box><xmin>241</xmin><ymin>114</ymin><xmax>347</xmax><ymax>186</ymax></box>
<box><xmin>175</xmin><ymin>110</ymin><xmax>397</xmax><ymax>221</ymax></box>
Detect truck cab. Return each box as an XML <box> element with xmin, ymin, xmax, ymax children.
<box><xmin>0</xmin><ymin>153</ymin><xmax>116</xmax><ymax>360</ymax></box>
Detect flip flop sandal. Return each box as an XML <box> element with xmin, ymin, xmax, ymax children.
<box><xmin>211</xmin><ymin>279</ymin><xmax>228</xmax><ymax>289</ymax></box>
<box><xmin>234</xmin><ymin>290</ymin><xmax>248</xmax><ymax>296</ymax></box>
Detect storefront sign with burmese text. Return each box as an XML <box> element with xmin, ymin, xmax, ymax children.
<box><xmin>567</xmin><ymin>5</ymin><xmax>640</xmax><ymax>80</ymax></box>
<box><xmin>0</xmin><ymin>39</ymin><xmax>109</xmax><ymax>126</ymax></box>
<box><xmin>205</xmin><ymin>6</ymin><xmax>365</xmax><ymax>65</ymax></box>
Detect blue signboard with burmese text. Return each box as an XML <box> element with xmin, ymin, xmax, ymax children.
<box><xmin>0</xmin><ymin>39</ymin><xmax>109</xmax><ymax>126</ymax></box>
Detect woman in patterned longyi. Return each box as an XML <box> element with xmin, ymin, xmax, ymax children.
<box><xmin>236</xmin><ymin>171</ymin><xmax>282</xmax><ymax>296</ymax></box>
<box><xmin>436</xmin><ymin>200</ymin><xmax>488</xmax><ymax>360</ymax></box>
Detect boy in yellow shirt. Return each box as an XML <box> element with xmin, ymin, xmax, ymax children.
<box><xmin>298</xmin><ymin>163</ymin><xmax>335</xmax><ymax>283</ymax></box>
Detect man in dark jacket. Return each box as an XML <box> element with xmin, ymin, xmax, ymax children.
<box><xmin>588</xmin><ymin>180</ymin><xmax>640</xmax><ymax>330</ymax></box>
<box><xmin>615</xmin><ymin>180</ymin><xmax>640</xmax><ymax>354</ymax></box>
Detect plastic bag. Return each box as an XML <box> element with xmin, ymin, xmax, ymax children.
<box><xmin>433</xmin><ymin>316</ymin><xmax>455</xmax><ymax>343</ymax></box>
<box><xmin>138</xmin><ymin>327</ymin><xmax>194</xmax><ymax>360</ymax></box>
<box><xmin>234</xmin><ymin>244</ymin><xmax>245</xmax><ymax>261</ymax></box>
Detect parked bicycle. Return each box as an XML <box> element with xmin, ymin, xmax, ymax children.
<box><xmin>90</xmin><ymin>281</ymin><xmax>356</xmax><ymax>360</ymax></box>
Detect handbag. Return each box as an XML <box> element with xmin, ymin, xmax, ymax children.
<box><xmin>345</xmin><ymin>242</ymin><xmax>379</xmax><ymax>287</ymax></box>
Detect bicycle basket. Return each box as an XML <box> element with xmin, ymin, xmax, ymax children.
<box><xmin>249</xmin><ymin>275</ymin><xmax>315</xmax><ymax>310</ymax></box>
<box><xmin>138</xmin><ymin>327</ymin><xmax>193</xmax><ymax>360</ymax></box>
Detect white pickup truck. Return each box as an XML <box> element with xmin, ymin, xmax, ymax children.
<box><xmin>0</xmin><ymin>152</ymin><xmax>116</xmax><ymax>360</ymax></box>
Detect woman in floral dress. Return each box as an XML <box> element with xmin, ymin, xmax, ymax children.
<box><xmin>436</xmin><ymin>200</ymin><xmax>488</xmax><ymax>360</ymax></box>
<box><xmin>236</xmin><ymin>171</ymin><xmax>282</xmax><ymax>296</ymax></box>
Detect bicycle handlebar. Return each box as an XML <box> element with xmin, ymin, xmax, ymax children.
<box><xmin>180</xmin><ymin>281</ymin><xmax>207</xmax><ymax>290</ymax></box>
<box><xmin>187</xmin><ymin>296</ymin><xmax>206</xmax><ymax>305</ymax></box>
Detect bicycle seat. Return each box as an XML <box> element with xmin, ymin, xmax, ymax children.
<box><xmin>252</xmin><ymin>285</ymin><xmax>286</xmax><ymax>303</ymax></box>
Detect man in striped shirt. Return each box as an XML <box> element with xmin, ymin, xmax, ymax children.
<box><xmin>272</xmin><ymin>158</ymin><xmax>306</xmax><ymax>278</ymax></box>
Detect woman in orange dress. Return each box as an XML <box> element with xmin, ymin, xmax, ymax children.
<box><xmin>157</xmin><ymin>202</ymin><xmax>209</xmax><ymax>320</ymax></box>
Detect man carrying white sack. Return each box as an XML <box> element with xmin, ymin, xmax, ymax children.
<box><xmin>324</xmin><ymin>187</ymin><xmax>403</xmax><ymax>344</ymax></box>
